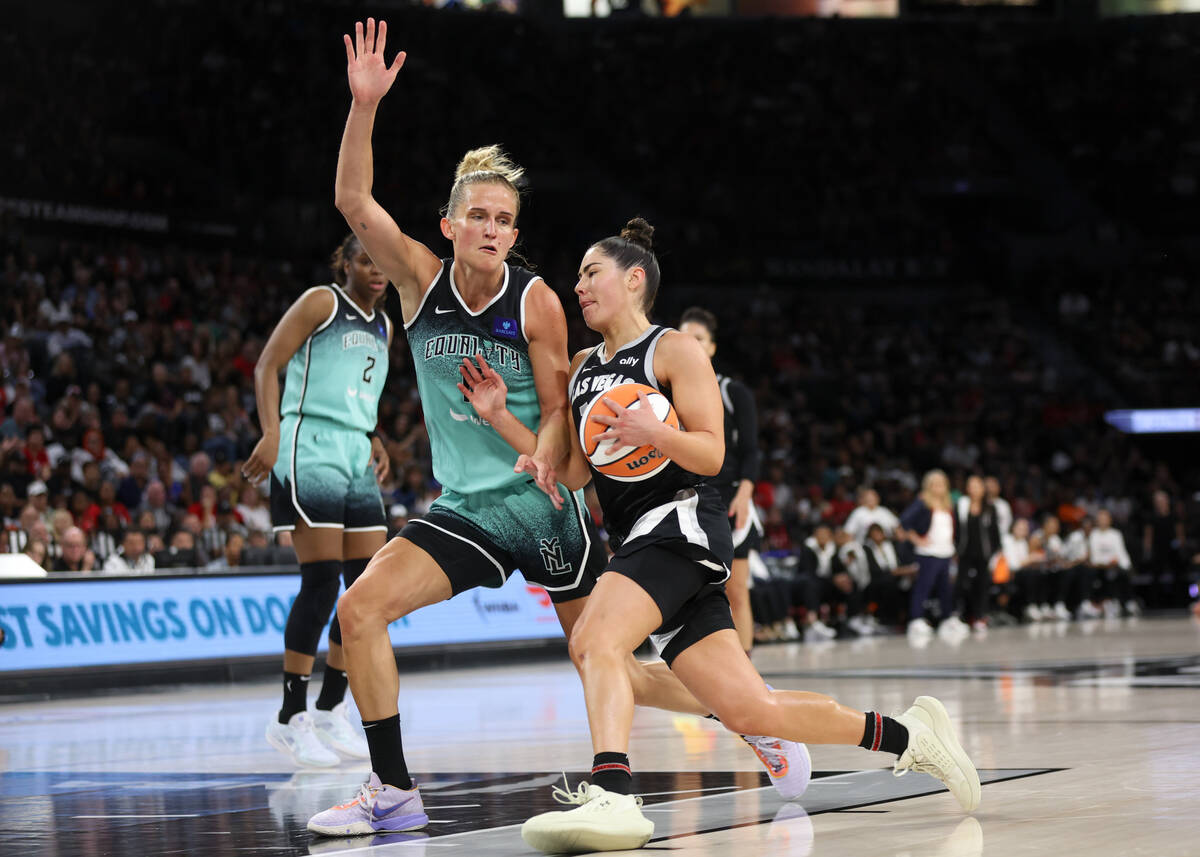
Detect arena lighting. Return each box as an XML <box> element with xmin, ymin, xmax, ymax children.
<box><xmin>1104</xmin><ymin>408</ymin><xmax>1200</xmax><ymax>434</ymax></box>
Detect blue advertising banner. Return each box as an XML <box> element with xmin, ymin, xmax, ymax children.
<box><xmin>0</xmin><ymin>572</ymin><xmax>562</xmax><ymax>672</ymax></box>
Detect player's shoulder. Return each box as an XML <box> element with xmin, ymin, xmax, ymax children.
<box><xmin>655</xmin><ymin>327</ymin><xmax>708</xmax><ymax>362</ymax></box>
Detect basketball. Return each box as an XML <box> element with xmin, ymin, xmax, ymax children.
<box><xmin>579</xmin><ymin>383</ymin><xmax>679</xmax><ymax>481</ymax></box>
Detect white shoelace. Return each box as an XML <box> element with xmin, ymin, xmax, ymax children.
<box><xmin>550</xmin><ymin>775</ymin><xmax>643</xmax><ymax>809</ymax></box>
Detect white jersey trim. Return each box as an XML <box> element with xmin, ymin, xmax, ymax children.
<box><xmin>408</xmin><ymin>518</ymin><xmax>508</xmax><ymax>583</ymax></box>
<box><xmin>596</xmin><ymin>324</ymin><xmax>660</xmax><ymax>365</ymax></box>
<box><xmin>567</xmin><ymin>345</ymin><xmax>601</xmax><ymax>398</ymax></box>
<box><xmin>304</xmin><ymin>285</ymin><xmax>340</xmax><ymax>334</ymax></box>
<box><xmin>449</xmin><ymin>261</ymin><xmax>510</xmax><ymax>317</ymax></box>
<box><xmin>518</xmin><ymin>275</ymin><xmax>544</xmax><ymax>345</ymax></box>
<box><xmin>403</xmin><ymin>265</ymin><xmax>446</xmax><ymax>331</ymax></box>
<box><xmin>332</xmin><ymin>282</ymin><xmax>377</xmax><ymax>322</ymax></box>
<box><xmin>642</xmin><ymin>327</ymin><xmax>669</xmax><ymax>392</ymax></box>
<box><xmin>539</xmin><ymin>489</ymin><xmax>592</xmax><ymax>593</ymax></box>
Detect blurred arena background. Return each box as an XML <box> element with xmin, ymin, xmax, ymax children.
<box><xmin>1</xmin><ymin>1</ymin><xmax>1199</xmax><ymax>855</ymax></box>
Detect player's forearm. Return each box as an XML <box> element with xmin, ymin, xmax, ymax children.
<box><xmin>532</xmin><ymin>407</ymin><xmax>571</xmax><ymax>469</ymax></box>
<box><xmin>335</xmin><ymin>102</ymin><xmax>379</xmax><ymax>213</ymax></box>
<box><xmin>649</xmin><ymin>425</ymin><xmax>723</xmax><ymax>477</ymax></box>
<box><xmin>487</xmin><ymin>408</ymin><xmax>538</xmax><ymax>457</ymax></box>
<box><xmin>253</xmin><ymin>365</ymin><xmax>282</xmax><ymax>437</ymax></box>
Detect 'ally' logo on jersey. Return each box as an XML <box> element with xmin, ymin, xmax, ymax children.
<box><xmin>492</xmin><ymin>317</ymin><xmax>519</xmax><ymax>340</ymax></box>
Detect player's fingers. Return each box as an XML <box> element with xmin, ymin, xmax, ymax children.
<box><xmin>355</xmin><ymin>20</ymin><xmax>364</xmax><ymax>59</ymax></box>
<box><xmin>601</xmin><ymin>396</ymin><xmax>625</xmax><ymax>415</ymax></box>
<box><xmin>468</xmin><ymin>356</ymin><xmax>485</xmax><ymax>381</ymax></box>
<box><xmin>376</xmin><ymin>18</ymin><xmax>387</xmax><ymax>54</ymax></box>
<box><xmin>388</xmin><ymin>49</ymin><xmax>407</xmax><ymax>74</ymax></box>
<box><xmin>456</xmin><ymin>382</ymin><xmax>472</xmax><ymax>399</ymax></box>
<box><xmin>476</xmin><ymin>353</ymin><xmax>493</xmax><ymax>374</ymax></box>
<box><xmin>590</xmin><ymin>413</ymin><xmax>616</xmax><ymax>426</ymax></box>
<box><xmin>344</xmin><ymin>33</ymin><xmax>355</xmax><ymax>63</ymax></box>
<box><xmin>366</xmin><ymin>17</ymin><xmax>376</xmax><ymax>54</ymax></box>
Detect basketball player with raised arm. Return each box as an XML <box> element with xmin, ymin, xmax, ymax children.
<box><xmin>513</xmin><ymin>219</ymin><xmax>980</xmax><ymax>853</ymax></box>
<box><xmin>306</xmin><ymin>19</ymin><xmax>807</xmax><ymax>836</ymax></box>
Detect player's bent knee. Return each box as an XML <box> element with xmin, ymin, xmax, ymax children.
<box><xmin>567</xmin><ymin>625</ymin><xmax>624</xmax><ymax>669</ymax></box>
<box><xmin>710</xmin><ymin>690</ymin><xmax>780</xmax><ymax>736</ymax></box>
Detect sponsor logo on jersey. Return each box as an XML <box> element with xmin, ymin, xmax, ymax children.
<box><xmin>435</xmin><ymin>306</ymin><xmax>455</xmax><ymax>314</ymax></box>
<box><xmin>619</xmin><ymin>356</ymin><xmax>638</xmax><ymax>366</ymax></box>
<box><xmin>492</xmin><ymin>317</ymin><xmax>519</xmax><ymax>340</ymax></box>
<box><xmin>449</xmin><ymin>407</ymin><xmax>490</xmax><ymax>427</ymax></box>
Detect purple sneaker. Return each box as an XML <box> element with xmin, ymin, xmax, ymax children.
<box><xmin>306</xmin><ymin>773</ymin><xmax>428</xmax><ymax>836</ymax></box>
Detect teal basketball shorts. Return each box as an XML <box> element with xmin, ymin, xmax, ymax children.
<box><xmin>399</xmin><ymin>480</ymin><xmax>605</xmax><ymax>604</ymax></box>
<box><xmin>270</xmin><ymin>415</ymin><xmax>386</xmax><ymax>532</ymax></box>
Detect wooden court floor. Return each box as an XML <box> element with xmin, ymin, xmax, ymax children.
<box><xmin>1</xmin><ymin>615</ymin><xmax>1197</xmax><ymax>856</ymax></box>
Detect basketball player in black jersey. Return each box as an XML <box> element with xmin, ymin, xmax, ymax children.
<box><xmin>517</xmin><ymin>219</ymin><xmax>981</xmax><ymax>853</ymax></box>
<box><xmin>678</xmin><ymin>307</ymin><xmax>761</xmax><ymax>655</ymax></box>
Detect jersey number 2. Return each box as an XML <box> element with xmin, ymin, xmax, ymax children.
<box><xmin>363</xmin><ymin>356</ymin><xmax>376</xmax><ymax>384</ymax></box>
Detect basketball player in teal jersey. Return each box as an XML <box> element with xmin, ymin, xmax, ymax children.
<box><xmin>242</xmin><ymin>234</ymin><xmax>392</xmax><ymax>768</ymax></box>
<box><xmin>307</xmin><ymin>19</ymin><xmax>804</xmax><ymax>837</ymax></box>
<box><xmin>515</xmin><ymin>219</ymin><xmax>980</xmax><ymax>852</ymax></box>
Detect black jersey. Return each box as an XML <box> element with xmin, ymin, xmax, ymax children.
<box><xmin>569</xmin><ymin>326</ymin><xmax>731</xmax><ymax>569</ymax></box>
<box><xmin>714</xmin><ymin>373</ymin><xmax>760</xmax><ymax>505</ymax></box>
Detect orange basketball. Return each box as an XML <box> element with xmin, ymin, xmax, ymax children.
<box><xmin>579</xmin><ymin>383</ymin><xmax>678</xmax><ymax>482</ymax></box>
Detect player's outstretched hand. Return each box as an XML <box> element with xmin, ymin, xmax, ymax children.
<box><xmin>242</xmin><ymin>432</ymin><xmax>279</xmax><ymax>485</ymax></box>
<box><xmin>515</xmin><ymin>454</ymin><xmax>564</xmax><ymax>510</ymax></box>
<box><xmin>344</xmin><ymin>18</ymin><xmax>406</xmax><ymax>107</ymax></box>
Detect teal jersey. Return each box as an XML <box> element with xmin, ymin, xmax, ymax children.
<box><xmin>405</xmin><ymin>260</ymin><xmax>542</xmax><ymax>494</ymax></box>
<box><xmin>280</xmin><ymin>284</ymin><xmax>390</xmax><ymax>433</ymax></box>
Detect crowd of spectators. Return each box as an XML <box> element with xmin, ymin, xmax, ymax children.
<box><xmin>1</xmin><ymin>7</ymin><xmax>1196</xmax><ymax>619</ymax></box>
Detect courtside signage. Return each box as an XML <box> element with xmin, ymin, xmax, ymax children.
<box><xmin>0</xmin><ymin>572</ymin><xmax>561</xmax><ymax>671</ymax></box>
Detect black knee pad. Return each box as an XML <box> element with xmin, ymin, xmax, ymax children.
<box><xmin>328</xmin><ymin>557</ymin><xmax>371</xmax><ymax>646</ymax></box>
<box><xmin>284</xmin><ymin>560</ymin><xmax>342</xmax><ymax>656</ymax></box>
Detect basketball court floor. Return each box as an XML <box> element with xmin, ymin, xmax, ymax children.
<box><xmin>2</xmin><ymin>616</ymin><xmax>1197</xmax><ymax>857</ymax></box>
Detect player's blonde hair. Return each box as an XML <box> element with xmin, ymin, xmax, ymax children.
<box><xmin>444</xmin><ymin>145</ymin><xmax>525</xmax><ymax>220</ymax></box>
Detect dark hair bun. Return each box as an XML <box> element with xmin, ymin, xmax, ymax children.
<box><xmin>620</xmin><ymin>217</ymin><xmax>655</xmax><ymax>251</ymax></box>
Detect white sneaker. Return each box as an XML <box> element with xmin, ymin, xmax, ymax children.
<box><xmin>1077</xmin><ymin>600</ymin><xmax>1102</xmax><ymax>620</ymax></box>
<box><xmin>848</xmin><ymin>615</ymin><xmax>875</xmax><ymax>637</ymax></box>
<box><xmin>804</xmin><ymin>619</ymin><xmax>837</xmax><ymax>642</ymax></box>
<box><xmin>521</xmin><ymin>781</ymin><xmax>654</xmax><ymax>854</ymax></box>
<box><xmin>893</xmin><ymin>696</ymin><xmax>981</xmax><ymax>812</ymax></box>
<box><xmin>267</xmin><ymin>711</ymin><xmax>341</xmax><ymax>767</ymax></box>
<box><xmin>1052</xmin><ymin>602</ymin><xmax>1072</xmax><ymax>621</ymax></box>
<box><xmin>1124</xmin><ymin>599</ymin><xmax>1142</xmax><ymax>617</ymax></box>
<box><xmin>907</xmin><ymin>618</ymin><xmax>933</xmax><ymax>637</ymax></box>
<box><xmin>938</xmin><ymin>616</ymin><xmax>969</xmax><ymax>639</ymax></box>
<box><xmin>1102</xmin><ymin>599</ymin><xmax>1121</xmax><ymax>619</ymax></box>
<box><xmin>312</xmin><ymin>702</ymin><xmax>370</xmax><ymax>759</ymax></box>
<box><xmin>970</xmin><ymin>620</ymin><xmax>988</xmax><ymax>635</ymax></box>
<box><xmin>1024</xmin><ymin>603</ymin><xmax>1043</xmax><ymax>622</ymax></box>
